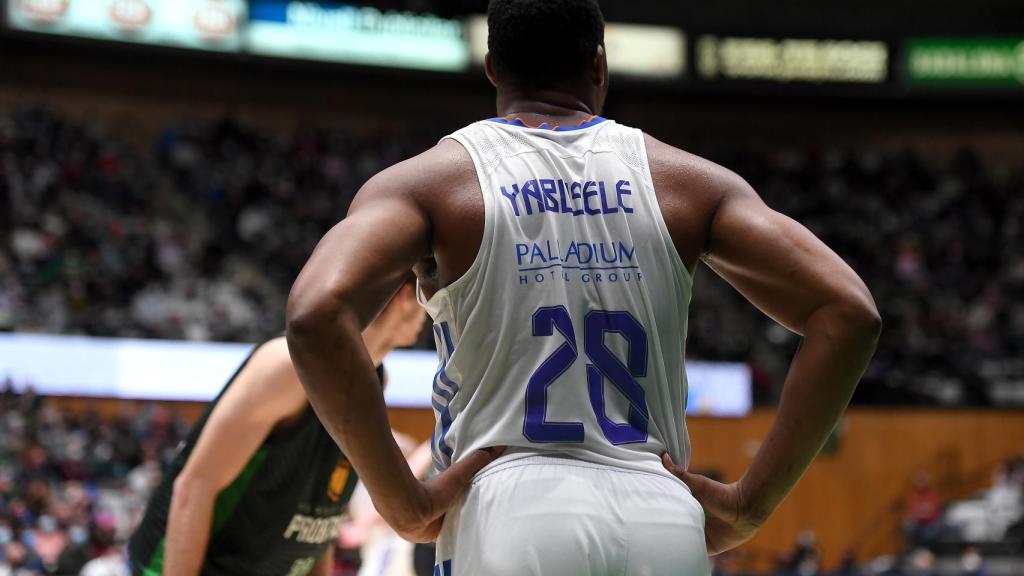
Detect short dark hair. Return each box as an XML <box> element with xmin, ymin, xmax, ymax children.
<box><xmin>487</xmin><ymin>0</ymin><xmax>605</xmax><ymax>89</ymax></box>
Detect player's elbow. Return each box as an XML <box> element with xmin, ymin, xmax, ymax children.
<box><xmin>286</xmin><ymin>280</ymin><xmax>346</xmax><ymax>348</ymax></box>
<box><xmin>830</xmin><ymin>286</ymin><xmax>883</xmax><ymax>347</ymax></box>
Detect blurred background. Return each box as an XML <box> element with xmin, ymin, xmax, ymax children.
<box><xmin>0</xmin><ymin>0</ymin><xmax>1023</xmax><ymax>574</ymax></box>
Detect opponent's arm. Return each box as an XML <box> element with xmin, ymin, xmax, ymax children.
<box><xmin>663</xmin><ymin>168</ymin><xmax>881</xmax><ymax>554</ymax></box>
<box><xmin>165</xmin><ymin>338</ymin><xmax>308</xmax><ymax>575</ymax></box>
<box><xmin>310</xmin><ymin>545</ymin><xmax>335</xmax><ymax>576</ymax></box>
<box><xmin>286</xmin><ymin>152</ymin><xmax>500</xmax><ymax>543</ymax></box>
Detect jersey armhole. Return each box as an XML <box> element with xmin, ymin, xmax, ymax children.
<box><xmin>637</xmin><ymin>131</ymin><xmax>694</xmax><ymax>292</ymax></box>
<box><xmin>417</xmin><ymin>134</ymin><xmax>495</xmax><ymax>324</ymax></box>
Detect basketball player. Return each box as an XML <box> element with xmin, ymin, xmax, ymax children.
<box><xmin>128</xmin><ymin>281</ymin><xmax>434</xmax><ymax>575</ymax></box>
<box><xmin>286</xmin><ymin>0</ymin><xmax>881</xmax><ymax>573</ymax></box>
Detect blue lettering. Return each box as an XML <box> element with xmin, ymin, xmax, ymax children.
<box><xmin>540</xmin><ymin>179</ymin><xmax>559</xmax><ymax>212</ymax></box>
<box><xmin>500</xmin><ymin>179</ymin><xmax>636</xmax><ymax>218</ymax></box>
<box><xmin>577</xmin><ymin>243</ymin><xmax>594</xmax><ymax>264</ymax></box>
<box><xmin>570</xmin><ymin>182</ymin><xmax>584</xmax><ymax>216</ymax></box>
<box><xmin>520</xmin><ymin>275</ymin><xmax>529</xmax><ymax>285</ymax></box>
<box><xmin>530</xmin><ymin>244</ymin><xmax>547</xmax><ymax>265</ymax></box>
<box><xmin>522</xmin><ymin>180</ymin><xmax>544</xmax><ymax>215</ymax></box>
<box><xmin>558</xmin><ymin>180</ymin><xmax>572</xmax><ymax>213</ymax></box>
<box><xmin>599</xmin><ymin>243</ymin><xmax>619</xmax><ymax>263</ymax></box>
<box><xmin>545</xmin><ymin>240</ymin><xmax>559</xmax><ymax>262</ymax></box>
<box><xmin>565</xmin><ymin>241</ymin><xmax>580</xmax><ymax>264</ymax></box>
<box><xmin>620</xmin><ymin>243</ymin><xmax>636</xmax><ymax>262</ymax></box>
<box><xmin>500</xmin><ymin>185</ymin><xmax>521</xmax><ymax>217</ymax></box>
<box><xmin>616</xmin><ymin>180</ymin><xmax>634</xmax><ymax>214</ymax></box>
<box><xmin>583</xmin><ymin>181</ymin><xmax>600</xmax><ymax>215</ymax></box>
<box><xmin>599</xmin><ymin>181</ymin><xmax>617</xmax><ymax>214</ymax></box>
<box><xmin>516</xmin><ymin>243</ymin><xmax>529</xmax><ymax>266</ymax></box>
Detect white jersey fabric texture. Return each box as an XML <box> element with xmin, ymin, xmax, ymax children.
<box><xmin>420</xmin><ymin>116</ymin><xmax>694</xmax><ymax>478</ymax></box>
<box><xmin>421</xmin><ymin>116</ymin><xmax>707</xmax><ymax>575</ymax></box>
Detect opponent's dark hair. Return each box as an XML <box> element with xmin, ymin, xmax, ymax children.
<box><xmin>487</xmin><ymin>0</ymin><xmax>605</xmax><ymax>89</ymax></box>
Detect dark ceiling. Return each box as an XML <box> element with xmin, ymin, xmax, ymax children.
<box><xmin>358</xmin><ymin>0</ymin><xmax>1024</xmax><ymax>36</ymax></box>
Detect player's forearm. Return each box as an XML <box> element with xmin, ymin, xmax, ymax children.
<box><xmin>165</xmin><ymin>477</ymin><xmax>218</xmax><ymax>576</ymax></box>
<box><xmin>311</xmin><ymin>545</ymin><xmax>335</xmax><ymax>576</ymax></box>
<box><xmin>286</xmin><ymin>305</ymin><xmax>428</xmax><ymax>534</ymax></box>
<box><xmin>738</xmin><ymin>300</ymin><xmax>880</xmax><ymax>524</ymax></box>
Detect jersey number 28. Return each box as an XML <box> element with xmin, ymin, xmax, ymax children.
<box><xmin>524</xmin><ymin>306</ymin><xmax>650</xmax><ymax>445</ymax></box>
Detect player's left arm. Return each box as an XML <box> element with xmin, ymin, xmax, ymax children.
<box><xmin>286</xmin><ymin>148</ymin><xmax>500</xmax><ymax>543</ymax></box>
<box><xmin>310</xmin><ymin>545</ymin><xmax>334</xmax><ymax>576</ymax></box>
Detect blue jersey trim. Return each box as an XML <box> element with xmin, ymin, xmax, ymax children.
<box><xmin>487</xmin><ymin>116</ymin><xmax>607</xmax><ymax>132</ymax></box>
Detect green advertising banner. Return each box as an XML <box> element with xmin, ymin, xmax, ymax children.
<box><xmin>907</xmin><ymin>37</ymin><xmax>1024</xmax><ymax>87</ymax></box>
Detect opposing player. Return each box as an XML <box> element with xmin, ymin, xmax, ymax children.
<box><xmin>128</xmin><ymin>281</ymin><xmax>431</xmax><ymax>575</ymax></box>
<box><xmin>286</xmin><ymin>0</ymin><xmax>881</xmax><ymax>573</ymax></box>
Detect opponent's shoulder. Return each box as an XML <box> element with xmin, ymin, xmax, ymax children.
<box><xmin>224</xmin><ymin>337</ymin><xmax>307</xmax><ymax>423</ymax></box>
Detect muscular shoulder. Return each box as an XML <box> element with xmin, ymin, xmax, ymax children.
<box><xmin>350</xmin><ymin>137</ymin><xmax>483</xmax><ymax>289</ymax></box>
<box><xmin>642</xmin><ymin>133</ymin><xmax>755</xmax><ymax>267</ymax></box>
<box><xmin>353</xmin><ymin>138</ymin><xmax>476</xmax><ymax>211</ymax></box>
<box><xmin>643</xmin><ymin>134</ymin><xmax>751</xmax><ymax>205</ymax></box>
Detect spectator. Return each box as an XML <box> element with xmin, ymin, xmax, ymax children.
<box><xmin>907</xmin><ymin>548</ymin><xmax>937</xmax><ymax>576</ymax></box>
<box><xmin>984</xmin><ymin>461</ymin><xmax>1023</xmax><ymax>541</ymax></box>
<box><xmin>831</xmin><ymin>550</ymin><xmax>862</xmax><ymax>576</ymax></box>
<box><xmin>903</xmin><ymin>471</ymin><xmax>944</xmax><ymax>547</ymax></box>
<box><xmin>959</xmin><ymin>547</ymin><xmax>988</xmax><ymax>576</ymax></box>
<box><xmin>776</xmin><ymin>531</ymin><xmax>821</xmax><ymax>576</ymax></box>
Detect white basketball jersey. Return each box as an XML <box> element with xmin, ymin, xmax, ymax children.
<box><xmin>420</xmin><ymin>116</ymin><xmax>693</xmax><ymax>479</ymax></box>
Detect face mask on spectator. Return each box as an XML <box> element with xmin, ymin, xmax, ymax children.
<box><xmin>38</xmin><ymin>515</ymin><xmax>57</xmax><ymax>533</ymax></box>
<box><xmin>69</xmin><ymin>525</ymin><xmax>89</xmax><ymax>545</ymax></box>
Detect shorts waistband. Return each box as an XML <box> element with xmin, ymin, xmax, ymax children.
<box><xmin>473</xmin><ymin>451</ymin><xmax>683</xmax><ymax>485</ymax></box>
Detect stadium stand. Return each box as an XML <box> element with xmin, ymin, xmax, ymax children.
<box><xmin>3</xmin><ymin>106</ymin><xmax>1022</xmax><ymax>408</ymax></box>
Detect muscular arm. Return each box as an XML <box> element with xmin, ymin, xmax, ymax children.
<box><xmin>165</xmin><ymin>338</ymin><xmax>308</xmax><ymax>575</ymax></box>
<box><xmin>651</xmin><ymin>138</ymin><xmax>881</xmax><ymax>552</ymax></box>
<box><xmin>286</xmin><ymin>145</ymin><xmax>499</xmax><ymax>542</ymax></box>
<box><xmin>706</xmin><ymin>171</ymin><xmax>880</xmax><ymax>516</ymax></box>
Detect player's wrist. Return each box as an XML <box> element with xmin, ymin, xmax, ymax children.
<box><xmin>734</xmin><ymin>477</ymin><xmax>773</xmax><ymax>528</ymax></box>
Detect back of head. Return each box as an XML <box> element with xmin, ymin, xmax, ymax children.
<box><xmin>487</xmin><ymin>0</ymin><xmax>605</xmax><ymax>90</ymax></box>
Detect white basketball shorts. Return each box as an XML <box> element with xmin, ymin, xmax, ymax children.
<box><xmin>433</xmin><ymin>454</ymin><xmax>709</xmax><ymax>576</ymax></box>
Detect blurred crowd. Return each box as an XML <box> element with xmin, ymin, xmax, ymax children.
<box><xmin>688</xmin><ymin>144</ymin><xmax>1024</xmax><ymax>405</ymax></box>
<box><xmin>0</xmin><ymin>106</ymin><xmax>432</xmax><ymax>343</ymax></box>
<box><xmin>0</xmin><ymin>381</ymin><xmax>185</xmax><ymax>575</ymax></box>
<box><xmin>2</xmin><ymin>106</ymin><xmax>1023</xmax><ymax>405</ymax></box>
<box><xmin>903</xmin><ymin>461</ymin><xmax>1024</xmax><ymax>552</ymax></box>
<box><xmin>0</xmin><ymin>379</ymin><xmax>1018</xmax><ymax>575</ymax></box>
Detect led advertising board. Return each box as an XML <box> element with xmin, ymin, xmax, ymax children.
<box><xmin>907</xmin><ymin>37</ymin><xmax>1024</xmax><ymax>88</ymax></box>
<box><xmin>696</xmin><ymin>35</ymin><xmax>889</xmax><ymax>83</ymax></box>
<box><xmin>0</xmin><ymin>333</ymin><xmax>752</xmax><ymax>415</ymax></box>
<box><xmin>246</xmin><ymin>1</ymin><xmax>469</xmax><ymax>72</ymax></box>
<box><xmin>467</xmin><ymin>15</ymin><xmax>686</xmax><ymax>79</ymax></box>
<box><xmin>7</xmin><ymin>0</ymin><xmax>246</xmax><ymax>51</ymax></box>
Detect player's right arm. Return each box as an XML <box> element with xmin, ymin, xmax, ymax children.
<box><xmin>648</xmin><ymin>137</ymin><xmax>882</xmax><ymax>554</ymax></box>
<box><xmin>164</xmin><ymin>338</ymin><xmax>308</xmax><ymax>575</ymax></box>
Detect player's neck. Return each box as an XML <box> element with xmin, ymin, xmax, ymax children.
<box><xmin>496</xmin><ymin>88</ymin><xmax>599</xmax><ymax>125</ymax></box>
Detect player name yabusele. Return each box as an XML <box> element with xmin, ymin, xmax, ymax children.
<box><xmin>500</xmin><ymin>178</ymin><xmax>634</xmax><ymax>217</ymax></box>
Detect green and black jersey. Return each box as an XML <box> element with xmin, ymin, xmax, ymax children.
<box><xmin>129</xmin><ymin>349</ymin><xmax>380</xmax><ymax>576</ymax></box>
